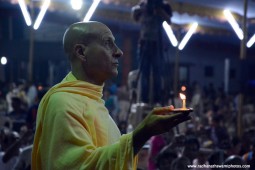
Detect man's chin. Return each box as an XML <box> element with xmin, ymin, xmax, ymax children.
<box><xmin>105</xmin><ymin>71</ymin><xmax>118</xmax><ymax>79</ymax></box>
<box><xmin>105</xmin><ymin>69</ymin><xmax>118</xmax><ymax>79</ymax></box>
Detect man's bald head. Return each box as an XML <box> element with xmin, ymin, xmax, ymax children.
<box><xmin>63</xmin><ymin>21</ymin><xmax>108</xmax><ymax>57</ymax></box>
<box><xmin>62</xmin><ymin>21</ymin><xmax>123</xmax><ymax>84</ymax></box>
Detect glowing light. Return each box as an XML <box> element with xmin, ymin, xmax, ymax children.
<box><xmin>18</xmin><ymin>0</ymin><xmax>32</xmax><ymax>26</ymax></box>
<box><xmin>247</xmin><ymin>34</ymin><xmax>255</xmax><ymax>48</ymax></box>
<box><xmin>179</xmin><ymin>93</ymin><xmax>186</xmax><ymax>108</ymax></box>
<box><xmin>178</xmin><ymin>22</ymin><xmax>198</xmax><ymax>50</ymax></box>
<box><xmin>33</xmin><ymin>0</ymin><xmax>50</xmax><ymax>30</ymax></box>
<box><xmin>38</xmin><ymin>85</ymin><xmax>43</xmax><ymax>91</ymax></box>
<box><xmin>71</xmin><ymin>0</ymin><xmax>82</xmax><ymax>10</ymax></box>
<box><xmin>162</xmin><ymin>21</ymin><xmax>178</xmax><ymax>47</ymax></box>
<box><xmin>181</xmin><ymin>86</ymin><xmax>186</xmax><ymax>92</ymax></box>
<box><xmin>223</xmin><ymin>9</ymin><xmax>243</xmax><ymax>40</ymax></box>
<box><xmin>1</xmin><ymin>56</ymin><xmax>7</xmax><ymax>65</ymax></box>
<box><xmin>83</xmin><ymin>0</ymin><xmax>101</xmax><ymax>22</ymax></box>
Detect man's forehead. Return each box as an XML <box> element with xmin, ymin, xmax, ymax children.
<box><xmin>97</xmin><ymin>27</ymin><xmax>115</xmax><ymax>40</ymax></box>
<box><xmin>70</xmin><ymin>22</ymin><xmax>116</xmax><ymax>43</ymax></box>
<box><xmin>102</xmin><ymin>34</ymin><xmax>115</xmax><ymax>41</ymax></box>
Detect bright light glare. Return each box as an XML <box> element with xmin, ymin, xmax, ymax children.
<box><xmin>18</xmin><ymin>0</ymin><xmax>32</xmax><ymax>26</ymax></box>
<box><xmin>162</xmin><ymin>21</ymin><xmax>178</xmax><ymax>47</ymax></box>
<box><xmin>178</xmin><ymin>22</ymin><xmax>198</xmax><ymax>50</ymax></box>
<box><xmin>83</xmin><ymin>0</ymin><xmax>101</xmax><ymax>22</ymax></box>
<box><xmin>181</xmin><ymin>85</ymin><xmax>186</xmax><ymax>92</ymax></box>
<box><xmin>1</xmin><ymin>56</ymin><xmax>7</xmax><ymax>65</ymax></box>
<box><xmin>71</xmin><ymin>0</ymin><xmax>82</xmax><ymax>10</ymax></box>
<box><xmin>33</xmin><ymin>0</ymin><xmax>50</xmax><ymax>30</ymax></box>
<box><xmin>223</xmin><ymin>9</ymin><xmax>243</xmax><ymax>40</ymax></box>
<box><xmin>247</xmin><ymin>34</ymin><xmax>255</xmax><ymax>48</ymax></box>
<box><xmin>179</xmin><ymin>93</ymin><xmax>186</xmax><ymax>100</ymax></box>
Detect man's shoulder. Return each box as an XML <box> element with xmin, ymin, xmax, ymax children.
<box><xmin>48</xmin><ymin>91</ymin><xmax>87</xmax><ymax>106</ymax></box>
<box><xmin>41</xmin><ymin>92</ymin><xmax>88</xmax><ymax>119</ymax></box>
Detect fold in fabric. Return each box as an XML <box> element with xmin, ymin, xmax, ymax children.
<box><xmin>32</xmin><ymin>72</ymin><xmax>137</xmax><ymax>170</ymax></box>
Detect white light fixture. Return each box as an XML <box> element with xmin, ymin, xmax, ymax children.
<box><xmin>71</xmin><ymin>0</ymin><xmax>82</xmax><ymax>10</ymax></box>
<box><xmin>18</xmin><ymin>0</ymin><xmax>32</xmax><ymax>26</ymax></box>
<box><xmin>223</xmin><ymin>9</ymin><xmax>243</xmax><ymax>40</ymax></box>
<box><xmin>178</xmin><ymin>22</ymin><xmax>198</xmax><ymax>50</ymax></box>
<box><xmin>162</xmin><ymin>21</ymin><xmax>178</xmax><ymax>47</ymax></box>
<box><xmin>247</xmin><ymin>34</ymin><xmax>255</xmax><ymax>48</ymax></box>
<box><xmin>33</xmin><ymin>0</ymin><xmax>51</xmax><ymax>30</ymax></box>
<box><xmin>83</xmin><ymin>0</ymin><xmax>101</xmax><ymax>22</ymax></box>
<box><xmin>1</xmin><ymin>56</ymin><xmax>7</xmax><ymax>65</ymax></box>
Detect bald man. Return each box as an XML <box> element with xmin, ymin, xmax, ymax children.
<box><xmin>31</xmin><ymin>21</ymin><xmax>191</xmax><ymax>170</ymax></box>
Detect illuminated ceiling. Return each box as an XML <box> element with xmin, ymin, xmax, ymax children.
<box><xmin>1</xmin><ymin>0</ymin><xmax>255</xmax><ymax>35</ymax></box>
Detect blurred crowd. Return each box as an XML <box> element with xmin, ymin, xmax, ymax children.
<box><xmin>0</xmin><ymin>80</ymin><xmax>46</xmax><ymax>170</ymax></box>
<box><xmin>0</xmin><ymin>79</ymin><xmax>255</xmax><ymax>170</ymax></box>
<box><xmin>104</xmin><ymin>82</ymin><xmax>255</xmax><ymax>170</ymax></box>
<box><xmin>133</xmin><ymin>82</ymin><xmax>255</xmax><ymax>170</ymax></box>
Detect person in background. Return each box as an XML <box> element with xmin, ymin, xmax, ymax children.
<box><xmin>155</xmin><ymin>150</ymin><xmax>177</xmax><ymax>170</ymax></box>
<box><xmin>208</xmin><ymin>114</ymin><xmax>229</xmax><ymax>149</ymax></box>
<box><xmin>148</xmin><ymin>134</ymin><xmax>167</xmax><ymax>170</ymax></box>
<box><xmin>171</xmin><ymin>156</ymin><xmax>191</xmax><ymax>170</ymax></box>
<box><xmin>137</xmin><ymin>143</ymin><xmax>150</xmax><ymax>170</ymax></box>
<box><xmin>16</xmin><ymin>80</ymin><xmax>29</xmax><ymax>110</ymax></box>
<box><xmin>31</xmin><ymin>21</ymin><xmax>191</xmax><ymax>170</ymax></box>
<box><xmin>182</xmin><ymin>135</ymin><xmax>200</xmax><ymax>163</ymax></box>
<box><xmin>132</xmin><ymin>0</ymin><xmax>172</xmax><ymax>105</ymax></box>
<box><xmin>104</xmin><ymin>84</ymin><xmax>119</xmax><ymax>122</ymax></box>
<box><xmin>0</xmin><ymin>128</ymin><xmax>20</xmax><ymax>170</ymax></box>
<box><xmin>192</xmin><ymin>148</ymin><xmax>212</xmax><ymax>170</ymax></box>
<box><xmin>1</xmin><ymin>130</ymin><xmax>33</xmax><ymax>167</ymax></box>
<box><xmin>12</xmin><ymin>130</ymin><xmax>34</xmax><ymax>170</ymax></box>
<box><xmin>26</xmin><ymin>81</ymin><xmax>38</xmax><ymax>108</ymax></box>
<box><xmin>26</xmin><ymin>89</ymin><xmax>47</xmax><ymax>130</ymax></box>
<box><xmin>223</xmin><ymin>155</ymin><xmax>245</xmax><ymax>170</ymax></box>
<box><xmin>7</xmin><ymin>97</ymin><xmax>27</xmax><ymax>132</ymax></box>
<box><xmin>243</xmin><ymin>138</ymin><xmax>255</xmax><ymax>169</ymax></box>
<box><xmin>6</xmin><ymin>83</ymin><xmax>18</xmax><ymax>113</ymax></box>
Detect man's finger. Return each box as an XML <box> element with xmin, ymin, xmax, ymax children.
<box><xmin>153</xmin><ymin>105</ymin><xmax>174</xmax><ymax>115</ymax></box>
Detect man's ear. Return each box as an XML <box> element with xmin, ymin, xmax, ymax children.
<box><xmin>74</xmin><ymin>44</ymin><xmax>87</xmax><ymax>62</ymax></box>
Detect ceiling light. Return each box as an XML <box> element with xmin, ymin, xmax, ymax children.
<box><xmin>33</xmin><ymin>0</ymin><xmax>51</xmax><ymax>30</ymax></box>
<box><xmin>162</xmin><ymin>21</ymin><xmax>178</xmax><ymax>47</ymax></box>
<box><xmin>178</xmin><ymin>22</ymin><xmax>198</xmax><ymax>50</ymax></box>
<box><xmin>1</xmin><ymin>56</ymin><xmax>7</xmax><ymax>65</ymax></box>
<box><xmin>223</xmin><ymin>9</ymin><xmax>243</xmax><ymax>40</ymax></box>
<box><xmin>83</xmin><ymin>0</ymin><xmax>101</xmax><ymax>22</ymax></box>
<box><xmin>71</xmin><ymin>0</ymin><xmax>82</xmax><ymax>10</ymax></box>
<box><xmin>18</xmin><ymin>0</ymin><xmax>32</xmax><ymax>26</ymax></box>
<box><xmin>247</xmin><ymin>34</ymin><xmax>255</xmax><ymax>48</ymax></box>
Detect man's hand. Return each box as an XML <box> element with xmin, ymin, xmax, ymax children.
<box><xmin>132</xmin><ymin>106</ymin><xmax>191</xmax><ymax>155</ymax></box>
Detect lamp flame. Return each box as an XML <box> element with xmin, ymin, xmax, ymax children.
<box><xmin>179</xmin><ymin>93</ymin><xmax>186</xmax><ymax>108</ymax></box>
<box><xmin>179</xmin><ymin>93</ymin><xmax>186</xmax><ymax>100</ymax></box>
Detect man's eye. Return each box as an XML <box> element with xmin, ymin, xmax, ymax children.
<box><xmin>104</xmin><ymin>40</ymin><xmax>114</xmax><ymax>48</ymax></box>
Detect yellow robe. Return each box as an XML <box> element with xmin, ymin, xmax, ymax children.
<box><xmin>31</xmin><ymin>72</ymin><xmax>137</xmax><ymax>170</ymax></box>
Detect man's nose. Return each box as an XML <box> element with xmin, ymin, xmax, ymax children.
<box><xmin>114</xmin><ymin>46</ymin><xmax>123</xmax><ymax>58</ymax></box>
